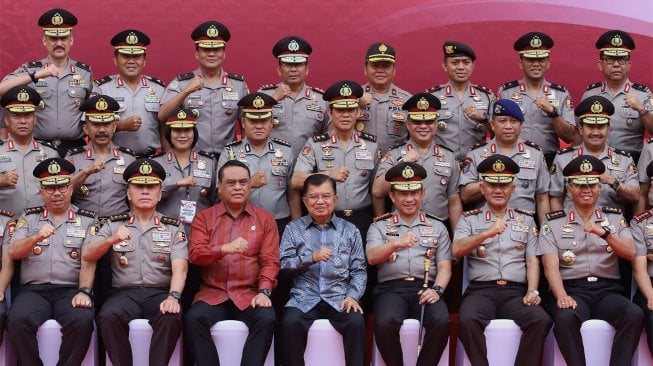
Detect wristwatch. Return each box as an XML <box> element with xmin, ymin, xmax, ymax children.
<box><xmin>78</xmin><ymin>287</ymin><xmax>94</xmax><ymax>299</ymax></box>
<box><xmin>528</xmin><ymin>289</ymin><xmax>540</xmax><ymax>296</ymax></box>
<box><xmin>610</xmin><ymin>180</ymin><xmax>620</xmax><ymax>191</ymax></box>
<box><xmin>258</xmin><ymin>289</ymin><xmax>272</xmax><ymax>297</ymax></box>
<box><xmin>600</xmin><ymin>227</ymin><xmax>611</xmax><ymax>240</ymax></box>
<box><xmin>432</xmin><ymin>285</ymin><xmax>445</xmax><ymax>297</ymax></box>
<box><xmin>28</xmin><ymin>71</ymin><xmax>38</xmax><ymax>83</ymax></box>
<box><xmin>168</xmin><ymin>291</ymin><xmax>181</xmax><ymax>301</ymax></box>
<box><xmin>547</xmin><ymin>107</ymin><xmax>560</xmax><ymax>118</ymax></box>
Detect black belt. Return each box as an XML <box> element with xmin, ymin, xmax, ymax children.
<box><xmin>563</xmin><ymin>277</ymin><xmax>617</xmax><ymax>285</ymax></box>
<box><xmin>335</xmin><ymin>206</ymin><xmax>371</xmax><ymax>218</ymax></box>
<box><xmin>470</xmin><ymin>280</ymin><xmax>526</xmax><ymax>287</ymax></box>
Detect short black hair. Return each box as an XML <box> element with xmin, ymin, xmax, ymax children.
<box><xmin>165</xmin><ymin>125</ymin><xmax>198</xmax><ymax>149</ymax></box>
<box><xmin>302</xmin><ymin>173</ymin><xmax>336</xmax><ymax>196</ymax></box>
<box><xmin>218</xmin><ymin>160</ymin><xmax>250</xmax><ymax>182</ymax></box>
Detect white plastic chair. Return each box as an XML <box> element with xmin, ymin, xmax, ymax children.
<box><xmin>38</xmin><ymin>319</ymin><xmax>97</xmax><ymax>366</ymax></box>
<box><xmin>210</xmin><ymin>320</ymin><xmax>274</xmax><ymax>366</ymax></box>
<box><xmin>371</xmin><ymin>318</ymin><xmax>449</xmax><ymax>366</ymax></box>
<box><xmin>543</xmin><ymin>319</ymin><xmax>615</xmax><ymax>366</ymax></box>
<box><xmin>105</xmin><ymin>319</ymin><xmax>182</xmax><ymax>366</ymax></box>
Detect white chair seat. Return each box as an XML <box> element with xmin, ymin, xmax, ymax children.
<box><xmin>38</xmin><ymin>319</ymin><xmax>97</xmax><ymax>366</ymax></box>
<box><xmin>106</xmin><ymin>319</ymin><xmax>182</xmax><ymax>366</ymax></box>
<box><xmin>634</xmin><ymin>330</ymin><xmax>653</xmax><ymax>366</ymax></box>
<box><xmin>543</xmin><ymin>319</ymin><xmax>615</xmax><ymax>366</ymax></box>
<box><xmin>371</xmin><ymin>318</ymin><xmax>449</xmax><ymax>366</ymax></box>
<box><xmin>210</xmin><ymin>320</ymin><xmax>274</xmax><ymax>366</ymax></box>
<box><xmin>456</xmin><ymin>319</ymin><xmax>522</xmax><ymax>366</ymax></box>
<box><xmin>303</xmin><ymin>319</ymin><xmax>346</xmax><ymax>366</ymax></box>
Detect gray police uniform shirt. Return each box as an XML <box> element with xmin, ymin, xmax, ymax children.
<box><xmin>460</xmin><ymin>138</ymin><xmax>549</xmax><ymax>213</ymax></box>
<box><xmin>636</xmin><ymin>138</ymin><xmax>653</xmax><ymax>183</ymax></box>
<box><xmin>161</xmin><ymin>68</ymin><xmax>248</xmax><ymax>155</ymax></box>
<box><xmin>259</xmin><ymin>83</ymin><xmax>328</xmax><ymax>159</ymax></box>
<box><xmin>427</xmin><ymin>81</ymin><xmax>495</xmax><ymax>161</ymax></box>
<box><xmin>631</xmin><ymin>210</ymin><xmax>653</xmax><ymax>277</ymax></box>
<box><xmin>367</xmin><ymin>212</ymin><xmax>453</xmax><ymax>283</ymax></box>
<box><xmin>375</xmin><ymin>140</ymin><xmax>460</xmax><ymax>220</ymax></box>
<box><xmin>93</xmin><ymin>75</ymin><xmax>165</xmax><ymax>154</ymax></box>
<box><xmin>498</xmin><ymin>79</ymin><xmax>575</xmax><ymax>155</ymax></box>
<box><xmin>537</xmin><ymin>206</ymin><xmax>632</xmax><ymax>280</ymax></box>
<box><xmin>453</xmin><ymin>205</ymin><xmax>539</xmax><ymax>283</ymax></box>
<box><xmin>218</xmin><ymin>137</ymin><xmax>293</xmax><ymax>219</ymax></box>
<box><xmin>66</xmin><ymin>144</ymin><xmax>135</xmax><ymax>217</ymax></box>
<box><xmin>0</xmin><ymin>137</ymin><xmax>58</xmax><ymax>215</ymax></box>
<box><xmin>582</xmin><ymin>80</ymin><xmax>653</xmax><ymax>152</ymax></box>
<box><xmin>295</xmin><ymin>132</ymin><xmax>379</xmax><ymax>211</ymax></box>
<box><xmin>11</xmin><ymin>206</ymin><xmax>97</xmax><ymax>286</ymax></box>
<box><xmin>96</xmin><ymin>213</ymin><xmax>188</xmax><ymax>288</ymax></box>
<box><xmin>3</xmin><ymin>58</ymin><xmax>92</xmax><ymax>140</ymax></box>
<box><xmin>154</xmin><ymin>150</ymin><xmax>216</xmax><ymax>222</ymax></box>
<box><xmin>549</xmin><ymin>144</ymin><xmax>638</xmax><ymax>211</ymax></box>
<box><xmin>0</xmin><ymin>211</ymin><xmax>17</xmax><ymax>262</ymax></box>
<box><xmin>358</xmin><ymin>83</ymin><xmax>411</xmax><ymax>154</ymax></box>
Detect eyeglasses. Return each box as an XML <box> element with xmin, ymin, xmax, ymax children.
<box><xmin>601</xmin><ymin>57</ymin><xmax>629</xmax><ymax>65</ymax></box>
<box><xmin>306</xmin><ymin>193</ymin><xmax>335</xmax><ymax>202</ymax></box>
<box><xmin>42</xmin><ymin>185</ymin><xmax>70</xmax><ymax>194</ymax></box>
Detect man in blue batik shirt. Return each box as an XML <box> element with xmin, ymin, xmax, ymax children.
<box><xmin>279</xmin><ymin>173</ymin><xmax>367</xmax><ymax>366</ymax></box>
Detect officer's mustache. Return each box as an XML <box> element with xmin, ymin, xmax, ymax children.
<box><xmin>95</xmin><ymin>133</ymin><xmax>110</xmax><ymax>138</ymax></box>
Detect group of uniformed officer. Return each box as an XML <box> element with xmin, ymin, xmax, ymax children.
<box><xmin>0</xmin><ymin>6</ymin><xmax>652</xmax><ymax>366</ymax></box>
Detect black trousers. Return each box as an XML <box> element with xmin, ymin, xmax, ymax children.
<box><xmin>7</xmin><ymin>285</ymin><xmax>95</xmax><ymax>366</ymax></box>
<box><xmin>184</xmin><ymin>299</ymin><xmax>275</xmax><ymax>366</ymax></box>
<box><xmin>373</xmin><ymin>281</ymin><xmax>451</xmax><ymax>366</ymax></box>
<box><xmin>458</xmin><ymin>282</ymin><xmax>552</xmax><ymax>366</ymax></box>
<box><xmin>0</xmin><ymin>300</ymin><xmax>6</xmax><ymax>345</ymax></box>
<box><xmin>546</xmin><ymin>280</ymin><xmax>643</xmax><ymax>366</ymax></box>
<box><xmin>96</xmin><ymin>287</ymin><xmax>182</xmax><ymax>366</ymax></box>
<box><xmin>279</xmin><ymin>300</ymin><xmax>366</xmax><ymax>366</ymax></box>
<box><xmin>634</xmin><ymin>288</ymin><xmax>653</xmax><ymax>355</ymax></box>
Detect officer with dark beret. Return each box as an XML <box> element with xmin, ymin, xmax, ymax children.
<box><xmin>0</xmin><ymin>86</ymin><xmax>58</xmax><ymax>215</ymax></box>
<box><xmin>0</xmin><ymin>8</ymin><xmax>92</xmax><ymax>154</ymax></box>
<box><xmin>427</xmin><ymin>41</ymin><xmax>494</xmax><ymax>161</ymax></box>
<box><xmin>538</xmin><ymin>154</ymin><xmax>643</xmax><ymax>366</ymax></box>
<box><xmin>367</xmin><ymin>161</ymin><xmax>453</xmax><ymax>366</ymax></box>
<box><xmin>550</xmin><ymin>95</ymin><xmax>639</xmax><ymax>213</ymax></box>
<box><xmin>374</xmin><ymin>92</ymin><xmax>463</xmax><ymax>229</ymax></box>
<box><xmin>359</xmin><ymin>42</ymin><xmax>412</xmax><ymax>155</ymax></box>
<box><xmin>498</xmin><ymin>31</ymin><xmax>577</xmax><ymax>166</ymax></box>
<box><xmin>84</xmin><ymin>158</ymin><xmax>188</xmax><ymax>366</ymax></box>
<box><xmin>94</xmin><ymin>29</ymin><xmax>166</xmax><ymax>156</ymax></box>
<box><xmin>461</xmin><ymin>99</ymin><xmax>550</xmax><ymax>223</ymax></box>
<box><xmin>7</xmin><ymin>157</ymin><xmax>97</xmax><ymax>365</ymax></box>
<box><xmin>454</xmin><ymin>154</ymin><xmax>551</xmax><ymax>366</ymax></box>
<box><xmin>583</xmin><ymin>29</ymin><xmax>653</xmax><ymax>162</ymax></box>
<box><xmin>160</xmin><ymin>20</ymin><xmax>248</xmax><ymax>156</ymax></box>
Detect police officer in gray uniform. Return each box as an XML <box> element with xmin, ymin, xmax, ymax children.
<box><xmin>218</xmin><ymin>92</ymin><xmax>293</xmax><ymax>233</ymax></box>
<box><xmin>538</xmin><ymin>155</ymin><xmax>643</xmax><ymax>366</ymax></box>
<box><xmin>582</xmin><ymin>29</ymin><xmax>653</xmax><ymax>162</ymax></box>
<box><xmin>259</xmin><ymin>35</ymin><xmax>328</xmax><ymax>160</ymax></box>
<box><xmin>498</xmin><ymin>32</ymin><xmax>577</xmax><ymax>167</ymax></box>
<box><xmin>154</xmin><ymin>108</ymin><xmax>215</xmax><ymax>228</ymax></box>
<box><xmin>67</xmin><ymin>95</ymin><xmax>136</xmax><ymax>218</ymax></box>
<box><xmin>460</xmin><ymin>99</ymin><xmax>550</xmax><ymax>224</ymax></box>
<box><xmin>367</xmin><ymin>162</ymin><xmax>452</xmax><ymax>366</ymax></box>
<box><xmin>84</xmin><ymin>158</ymin><xmax>188</xmax><ymax>366</ymax></box>
<box><xmin>358</xmin><ymin>42</ymin><xmax>412</xmax><ymax>154</ymax></box>
<box><xmin>7</xmin><ymin>158</ymin><xmax>96</xmax><ymax>366</ymax></box>
<box><xmin>0</xmin><ymin>8</ymin><xmax>92</xmax><ymax>154</ymax></box>
<box><xmin>550</xmin><ymin>96</ymin><xmax>639</xmax><ymax>212</ymax></box>
<box><xmin>292</xmin><ymin>80</ymin><xmax>380</xmax><ymax>239</ymax></box>
<box><xmin>0</xmin><ymin>86</ymin><xmax>58</xmax><ymax>215</ymax></box>
<box><xmin>159</xmin><ymin>21</ymin><xmax>249</xmax><ymax>156</ymax></box>
<box><xmin>373</xmin><ymin>93</ymin><xmax>462</xmax><ymax>230</ymax></box>
<box><xmin>0</xmin><ymin>209</ymin><xmax>17</xmax><ymax>345</ymax></box>
<box><xmin>427</xmin><ymin>41</ymin><xmax>495</xmax><ymax>161</ymax></box>
<box><xmin>94</xmin><ymin>29</ymin><xmax>166</xmax><ymax>156</ymax></box>
<box><xmin>635</xmin><ymin>138</ymin><xmax>653</xmax><ymax>213</ymax></box>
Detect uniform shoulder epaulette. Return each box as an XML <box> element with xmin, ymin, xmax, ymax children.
<box><xmin>161</xmin><ymin>216</ymin><xmax>181</xmax><ymax>226</ymax></box>
<box><xmin>425</xmin><ymin>84</ymin><xmax>444</xmax><ymax>93</ymax></box>
<box><xmin>425</xmin><ymin>213</ymin><xmax>444</xmax><ymax>221</ymax></box>
<box><xmin>437</xmin><ymin>143</ymin><xmax>453</xmax><ymax>152</ymax></box>
<box><xmin>388</xmin><ymin>141</ymin><xmax>407</xmax><ymax>151</ymax></box>
<box><xmin>462</xmin><ymin>208</ymin><xmax>482</xmax><ymax>217</ymax></box>
<box><xmin>77</xmin><ymin>209</ymin><xmax>96</xmax><ymax>218</ymax></box>
<box><xmin>144</xmin><ymin>75</ymin><xmax>165</xmax><ymax>87</ymax></box>
<box><xmin>67</xmin><ymin>146</ymin><xmax>86</xmax><ymax>156</ymax></box>
<box><xmin>647</xmin><ymin>137</ymin><xmax>653</xmax><ymax>144</ymax></box>
<box><xmin>24</xmin><ymin>206</ymin><xmax>44</xmax><ymax>215</ymax></box>
<box><xmin>612</xmin><ymin>148</ymin><xmax>631</xmax><ymax>157</ymax></box>
<box><xmin>0</xmin><ymin>140</ymin><xmax>4</xmax><ymax>146</ymax></box>
<box><xmin>75</xmin><ymin>61</ymin><xmax>91</xmax><ymax>71</ymax></box>
<box><xmin>149</xmin><ymin>151</ymin><xmax>166</xmax><ymax>159</ymax></box>
<box><xmin>198</xmin><ymin>150</ymin><xmax>215</xmax><ymax>158</ymax></box>
<box><xmin>501</xmin><ymin>80</ymin><xmax>519</xmax><ymax>89</ymax></box>
<box><xmin>27</xmin><ymin>60</ymin><xmax>43</xmax><ymax>68</ymax></box>
<box><xmin>225</xmin><ymin>139</ymin><xmax>243</xmax><ymax>148</ymax></box>
<box><xmin>545</xmin><ymin>210</ymin><xmax>566</xmax><ymax>221</ymax></box>
<box><xmin>558</xmin><ymin>146</ymin><xmax>575</xmax><ymax>154</ymax></box>
<box><xmin>0</xmin><ymin>210</ymin><xmax>15</xmax><ymax>218</ymax></box>
<box><xmin>632</xmin><ymin>83</ymin><xmax>651</xmax><ymax>92</ymax></box>
<box><xmin>117</xmin><ymin>146</ymin><xmax>135</xmax><ymax>156</ymax></box>
<box><xmin>109</xmin><ymin>212</ymin><xmax>130</xmax><ymax>222</ymax></box>
<box><xmin>177</xmin><ymin>72</ymin><xmax>195</xmax><ymax>81</ymax></box>
<box><xmin>524</xmin><ymin>140</ymin><xmax>542</xmax><ymax>151</ymax></box>
<box><xmin>312</xmin><ymin>133</ymin><xmax>329</xmax><ymax>142</ymax></box>
<box><xmin>35</xmin><ymin>139</ymin><xmax>56</xmax><ymax>150</ymax></box>
<box><xmin>227</xmin><ymin>73</ymin><xmax>244</xmax><ymax>81</ymax></box>
<box><xmin>272</xmin><ymin>138</ymin><xmax>291</xmax><ymax>147</ymax></box>
<box><xmin>469</xmin><ymin>140</ymin><xmax>488</xmax><ymax>150</ymax></box>
<box><xmin>94</xmin><ymin>75</ymin><xmax>112</xmax><ymax>86</ymax></box>
<box><xmin>259</xmin><ymin>83</ymin><xmax>276</xmax><ymax>90</ymax></box>
<box><xmin>586</xmin><ymin>82</ymin><xmax>602</xmax><ymax>91</ymax></box>
<box><xmin>514</xmin><ymin>208</ymin><xmax>534</xmax><ymax>217</ymax></box>
<box><xmin>602</xmin><ymin>206</ymin><xmax>622</xmax><ymax>215</ymax></box>
<box><xmin>473</xmin><ymin>84</ymin><xmax>492</xmax><ymax>94</ymax></box>
<box><xmin>309</xmin><ymin>86</ymin><xmax>325</xmax><ymax>94</ymax></box>
<box><xmin>360</xmin><ymin>132</ymin><xmax>376</xmax><ymax>142</ymax></box>
<box><xmin>373</xmin><ymin>213</ymin><xmax>392</xmax><ymax>222</ymax></box>
<box><xmin>548</xmin><ymin>83</ymin><xmax>567</xmax><ymax>92</ymax></box>
<box><xmin>634</xmin><ymin>210</ymin><xmax>653</xmax><ymax>223</ymax></box>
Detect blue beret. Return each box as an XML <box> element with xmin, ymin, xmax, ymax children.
<box><xmin>492</xmin><ymin>99</ymin><xmax>524</xmax><ymax>121</ymax></box>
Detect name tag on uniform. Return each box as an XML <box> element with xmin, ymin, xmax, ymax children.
<box><xmin>193</xmin><ymin>169</ymin><xmax>211</xmax><ymax>178</ymax></box>
<box><xmin>518</xmin><ymin>159</ymin><xmax>536</xmax><ymax>169</ymax></box>
<box><xmin>222</xmin><ymin>92</ymin><xmax>239</xmax><ymax>101</ymax></box>
<box><xmin>511</xmin><ymin>223</ymin><xmax>528</xmax><ymax>233</ymax></box>
<box><xmin>179</xmin><ymin>200</ymin><xmax>197</xmax><ymax>224</ymax></box>
<box><xmin>419</xmin><ymin>227</ymin><xmax>435</xmax><ymax>236</ymax></box>
<box><xmin>355</xmin><ymin>150</ymin><xmax>373</xmax><ymax>160</ymax></box>
<box><xmin>152</xmin><ymin>230</ymin><xmax>172</xmax><ymax>242</ymax></box>
<box><xmin>113</xmin><ymin>166</ymin><xmax>126</xmax><ymax>174</ymax></box>
<box><xmin>66</xmin><ymin>227</ymin><xmax>86</xmax><ymax>238</ymax></box>
<box><xmin>474</xmin><ymin>102</ymin><xmax>488</xmax><ymax>110</ymax></box>
<box><xmin>0</xmin><ymin>156</ymin><xmax>11</xmax><ymax>163</ymax></box>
